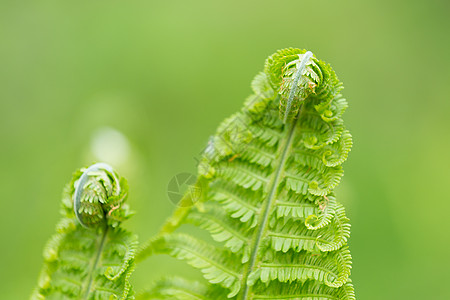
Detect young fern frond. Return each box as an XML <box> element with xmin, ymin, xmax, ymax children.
<box><xmin>138</xmin><ymin>48</ymin><xmax>355</xmax><ymax>299</ymax></box>
<box><xmin>32</xmin><ymin>163</ymin><xmax>138</xmax><ymax>300</ymax></box>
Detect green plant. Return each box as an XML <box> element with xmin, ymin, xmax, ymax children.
<box><xmin>32</xmin><ymin>164</ymin><xmax>137</xmax><ymax>299</ymax></box>
<box><xmin>33</xmin><ymin>48</ymin><xmax>355</xmax><ymax>299</ymax></box>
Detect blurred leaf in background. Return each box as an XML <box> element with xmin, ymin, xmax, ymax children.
<box><xmin>0</xmin><ymin>0</ymin><xmax>449</xmax><ymax>299</ymax></box>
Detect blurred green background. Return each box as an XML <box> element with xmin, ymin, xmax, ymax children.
<box><xmin>1</xmin><ymin>0</ymin><xmax>449</xmax><ymax>299</ymax></box>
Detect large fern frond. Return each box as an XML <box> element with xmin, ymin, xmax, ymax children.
<box><xmin>138</xmin><ymin>48</ymin><xmax>355</xmax><ymax>299</ymax></box>
<box><xmin>32</xmin><ymin>163</ymin><xmax>138</xmax><ymax>300</ymax></box>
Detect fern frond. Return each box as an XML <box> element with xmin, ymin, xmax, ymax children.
<box><xmin>251</xmin><ymin>280</ymin><xmax>355</xmax><ymax>300</ymax></box>
<box><xmin>268</xmin><ymin>203</ymin><xmax>349</xmax><ymax>254</ymax></box>
<box><xmin>139</xmin><ymin>48</ymin><xmax>356</xmax><ymax>299</ymax></box>
<box><xmin>185</xmin><ymin>203</ymin><xmax>254</xmax><ymax>262</ymax></box>
<box><xmin>275</xmin><ymin>191</ymin><xmax>318</xmax><ymax>220</ymax></box>
<box><xmin>211</xmin><ymin>180</ymin><xmax>261</xmax><ymax>227</ymax></box>
<box><xmin>255</xmin><ymin>247</ymin><xmax>352</xmax><ymax>288</ymax></box>
<box><xmin>143</xmin><ymin>233</ymin><xmax>242</xmax><ymax>297</ymax></box>
<box><xmin>32</xmin><ymin>163</ymin><xmax>138</xmax><ymax>300</ymax></box>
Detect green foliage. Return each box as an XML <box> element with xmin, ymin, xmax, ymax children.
<box><xmin>32</xmin><ymin>164</ymin><xmax>137</xmax><ymax>299</ymax></box>
<box><xmin>33</xmin><ymin>48</ymin><xmax>355</xmax><ymax>299</ymax></box>
<box><xmin>137</xmin><ymin>48</ymin><xmax>355</xmax><ymax>299</ymax></box>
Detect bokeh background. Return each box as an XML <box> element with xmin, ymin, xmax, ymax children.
<box><xmin>1</xmin><ymin>0</ymin><xmax>449</xmax><ymax>299</ymax></box>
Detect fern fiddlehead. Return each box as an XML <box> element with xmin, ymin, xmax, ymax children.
<box><xmin>32</xmin><ymin>163</ymin><xmax>137</xmax><ymax>299</ymax></box>
<box><xmin>138</xmin><ymin>48</ymin><xmax>355</xmax><ymax>299</ymax></box>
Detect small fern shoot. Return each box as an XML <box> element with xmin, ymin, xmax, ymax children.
<box><xmin>137</xmin><ymin>48</ymin><xmax>356</xmax><ymax>299</ymax></box>
<box><xmin>32</xmin><ymin>163</ymin><xmax>138</xmax><ymax>299</ymax></box>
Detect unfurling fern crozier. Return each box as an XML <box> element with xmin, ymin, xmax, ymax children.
<box><xmin>138</xmin><ymin>48</ymin><xmax>356</xmax><ymax>299</ymax></box>
<box><xmin>32</xmin><ymin>163</ymin><xmax>137</xmax><ymax>300</ymax></box>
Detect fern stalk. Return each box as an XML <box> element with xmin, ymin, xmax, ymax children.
<box><xmin>241</xmin><ymin>119</ymin><xmax>297</xmax><ymax>299</ymax></box>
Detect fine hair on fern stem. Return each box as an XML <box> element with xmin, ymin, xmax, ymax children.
<box><xmin>73</xmin><ymin>162</ymin><xmax>122</xmax><ymax>228</ymax></box>
<box><xmin>282</xmin><ymin>50</ymin><xmax>313</xmax><ymax>123</ymax></box>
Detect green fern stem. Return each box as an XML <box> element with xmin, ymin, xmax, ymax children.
<box><xmin>282</xmin><ymin>51</ymin><xmax>312</xmax><ymax>123</ymax></box>
<box><xmin>241</xmin><ymin>115</ymin><xmax>298</xmax><ymax>299</ymax></box>
<box><xmin>83</xmin><ymin>224</ymin><xmax>108</xmax><ymax>299</ymax></box>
